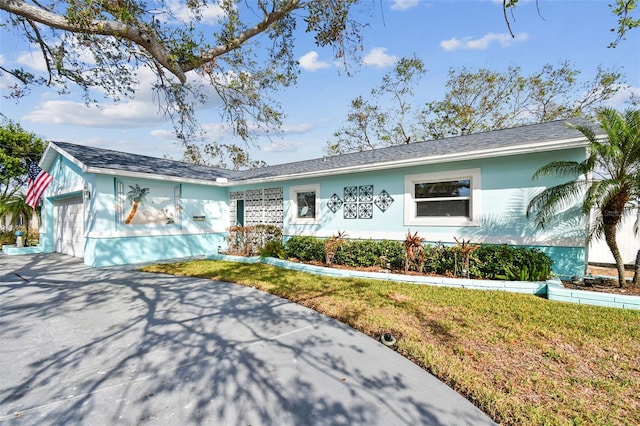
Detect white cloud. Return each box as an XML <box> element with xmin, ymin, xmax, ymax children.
<box><xmin>63</xmin><ymin>135</ymin><xmax>184</xmax><ymax>159</ymax></box>
<box><xmin>281</xmin><ymin>123</ymin><xmax>314</xmax><ymax>134</ymax></box>
<box><xmin>440</xmin><ymin>32</ymin><xmax>529</xmax><ymax>51</ymax></box>
<box><xmin>15</xmin><ymin>51</ymin><xmax>48</xmax><ymax>72</ymax></box>
<box><xmin>200</xmin><ymin>122</ymin><xmax>236</xmax><ymax>140</ymax></box>
<box><xmin>149</xmin><ymin>129</ymin><xmax>178</xmax><ymax>140</ymax></box>
<box><xmin>22</xmin><ymin>63</ymin><xmax>230</xmax><ymax>130</ymax></box>
<box><xmin>601</xmin><ymin>85</ymin><xmax>640</xmax><ymax>108</ymax></box>
<box><xmin>0</xmin><ymin>56</ymin><xmax>15</xmax><ymax>90</ymax></box>
<box><xmin>362</xmin><ymin>47</ymin><xmax>397</xmax><ymax>68</ymax></box>
<box><xmin>14</xmin><ymin>39</ymin><xmax>99</xmax><ymax>74</ymax></box>
<box><xmin>24</xmin><ymin>100</ymin><xmax>164</xmax><ymax>127</ymax></box>
<box><xmin>165</xmin><ymin>0</ymin><xmax>225</xmax><ymax>25</ymax></box>
<box><xmin>23</xmin><ymin>66</ymin><xmax>168</xmax><ymax>127</ymax></box>
<box><xmin>260</xmin><ymin>140</ymin><xmax>306</xmax><ymax>153</ymax></box>
<box><xmin>298</xmin><ymin>51</ymin><xmax>331</xmax><ymax>72</ymax></box>
<box><xmin>390</xmin><ymin>0</ymin><xmax>419</xmax><ymax>11</ymax></box>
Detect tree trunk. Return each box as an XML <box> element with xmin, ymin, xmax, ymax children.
<box><xmin>125</xmin><ymin>201</ymin><xmax>139</xmax><ymax>225</ymax></box>
<box><xmin>603</xmin><ymin>223</ymin><xmax>626</xmax><ymax>287</ymax></box>
<box><xmin>634</xmin><ymin>249</ymin><xmax>639</xmax><ymax>287</ymax></box>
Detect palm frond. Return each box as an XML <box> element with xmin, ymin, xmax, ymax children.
<box><xmin>534</xmin><ymin>108</ymin><xmax>639</xmax><ymax>286</ymax></box>
<box><xmin>526</xmin><ymin>180</ymin><xmax>588</xmax><ymax>228</ymax></box>
<box><xmin>532</xmin><ymin>160</ymin><xmax>586</xmax><ymax>180</ymax></box>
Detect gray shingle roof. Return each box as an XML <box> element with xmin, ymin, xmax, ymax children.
<box><xmin>51</xmin><ymin>141</ymin><xmax>238</xmax><ymax>181</ymax></box>
<box><xmin>238</xmin><ymin>118</ymin><xmax>599</xmax><ymax>180</ymax></box>
<box><xmin>50</xmin><ymin>119</ymin><xmax>599</xmax><ymax>184</ymax></box>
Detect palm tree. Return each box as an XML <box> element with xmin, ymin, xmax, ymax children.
<box><xmin>527</xmin><ymin>108</ymin><xmax>640</xmax><ymax>287</ymax></box>
<box><xmin>125</xmin><ymin>184</ymin><xmax>150</xmax><ymax>225</ymax></box>
<box><xmin>631</xmin><ymin>173</ymin><xmax>640</xmax><ymax>285</ymax></box>
<box><xmin>0</xmin><ymin>192</ymin><xmax>35</xmax><ymax>244</ymax></box>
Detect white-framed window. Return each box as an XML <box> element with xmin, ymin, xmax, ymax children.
<box><xmin>404</xmin><ymin>168</ymin><xmax>481</xmax><ymax>226</ymax></box>
<box><xmin>289</xmin><ymin>184</ymin><xmax>320</xmax><ymax>224</ymax></box>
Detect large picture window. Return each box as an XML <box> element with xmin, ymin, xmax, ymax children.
<box><xmin>289</xmin><ymin>184</ymin><xmax>320</xmax><ymax>224</ymax></box>
<box><xmin>404</xmin><ymin>169</ymin><xmax>481</xmax><ymax>226</ymax></box>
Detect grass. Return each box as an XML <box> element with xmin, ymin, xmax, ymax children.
<box><xmin>141</xmin><ymin>259</ymin><xmax>640</xmax><ymax>425</ymax></box>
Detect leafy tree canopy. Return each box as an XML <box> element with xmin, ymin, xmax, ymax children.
<box><xmin>0</xmin><ymin>120</ymin><xmax>47</xmax><ymax>199</ymax></box>
<box><xmin>1</xmin><ymin>0</ymin><xmax>637</xmax><ymax>146</ymax></box>
<box><xmin>327</xmin><ymin>56</ymin><xmax>426</xmax><ymax>155</ymax></box>
<box><xmin>421</xmin><ymin>62</ymin><xmax>628</xmax><ymax>139</ymax></box>
<box><xmin>328</xmin><ymin>60</ymin><xmax>630</xmax><ymax>155</ymax></box>
<box><xmin>0</xmin><ymin>0</ymin><xmax>367</xmax><ymax>143</ymax></box>
<box><xmin>179</xmin><ymin>142</ymin><xmax>267</xmax><ymax>170</ymax></box>
<box><xmin>504</xmin><ymin>0</ymin><xmax>639</xmax><ymax>48</ymax></box>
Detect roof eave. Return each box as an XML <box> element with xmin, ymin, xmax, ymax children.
<box><xmin>233</xmin><ymin>136</ymin><xmax>589</xmax><ymax>186</ymax></box>
<box><xmin>46</xmin><ymin>142</ymin><xmax>228</xmax><ymax>186</ymax></box>
<box><xmin>84</xmin><ymin>166</ymin><xmax>229</xmax><ymax>186</ymax></box>
<box><xmin>43</xmin><ymin>135</ymin><xmax>590</xmax><ymax>188</ymax></box>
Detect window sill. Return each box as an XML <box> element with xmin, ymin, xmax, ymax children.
<box><xmin>404</xmin><ymin>217</ymin><xmax>480</xmax><ymax>227</ymax></box>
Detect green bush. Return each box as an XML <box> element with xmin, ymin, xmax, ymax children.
<box><xmin>284</xmin><ymin>236</ymin><xmax>325</xmax><ymax>262</ymax></box>
<box><xmin>376</xmin><ymin>239</ymin><xmax>406</xmax><ymax>270</ymax></box>
<box><xmin>474</xmin><ymin>244</ymin><xmax>553</xmax><ymax>281</ymax></box>
<box><xmin>333</xmin><ymin>239</ymin><xmax>404</xmax><ymax>269</ymax></box>
<box><xmin>280</xmin><ymin>236</ymin><xmax>553</xmax><ymax>282</ymax></box>
<box><xmin>0</xmin><ymin>230</ymin><xmax>16</xmax><ymax>246</ymax></box>
<box><xmin>259</xmin><ymin>239</ymin><xmax>287</xmax><ymax>259</ymax></box>
<box><xmin>420</xmin><ymin>244</ymin><xmax>456</xmax><ymax>275</ymax></box>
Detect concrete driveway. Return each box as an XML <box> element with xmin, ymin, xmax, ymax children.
<box><xmin>0</xmin><ymin>253</ymin><xmax>496</xmax><ymax>425</ymax></box>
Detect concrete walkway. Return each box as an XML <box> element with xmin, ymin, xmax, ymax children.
<box><xmin>0</xmin><ymin>253</ymin><xmax>496</xmax><ymax>425</ymax></box>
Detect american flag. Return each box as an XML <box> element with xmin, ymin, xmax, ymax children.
<box><xmin>26</xmin><ymin>161</ymin><xmax>53</xmax><ymax>209</ymax></box>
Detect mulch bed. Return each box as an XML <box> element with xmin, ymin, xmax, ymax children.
<box><xmin>301</xmin><ymin>260</ymin><xmax>640</xmax><ymax>296</ymax></box>
<box><xmin>563</xmin><ymin>277</ymin><xmax>640</xmax><ymax>296</ymax></box>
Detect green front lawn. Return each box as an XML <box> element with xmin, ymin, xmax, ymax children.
<box><xmin>141</xmin><ymin>260</ymin><xmax>640</xmax><ymax>425</ymax></box>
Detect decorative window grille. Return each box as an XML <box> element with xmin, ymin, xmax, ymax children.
<box><xmin>228</xmin><ymin>187</ymin><xmax>283</xmax><ymax>228</ymax></box>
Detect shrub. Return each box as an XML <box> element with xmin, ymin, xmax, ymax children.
<box><xmin>227</xmin><ymin>225</ymin><xmax>283</xmax><ymax>256</ymax></box>
<box><xmin>375</xmin><ymin>239</ymin><xmax>405</xmax><ymax>270</ymax></box>
<box><xmin>259</xmin><ymin>239</ymin><xmax>287</xmax><ymax>259</ymax></box>
<box><xmin>284</xmin><ymin>236</ymin><xmax>325</xmax><ymax>262</ymax></box>
<box><xmin>333</xmin><ymin>239</ymin><xmax>404</xmax><ymax>269</ymax></box>
<box><xmin>0</xmin><ymin>230</ymin><xmax>16</xmax><ymax>246</ymax></box>
<box><xmin>420</xmin><ymin>244</ymin><xmax>456</xmax><ymax>275</ymax></box>
<box><xmin>404</xmin><ymin>230</ymin><xmax>426</xmax><ymax>272</ymax></box>
<box><xmin>474</xmin><ymin>244</ymin><xmax>553</xmax><ymax>281</ymax></box>
<box><xmin>281</xmin><ymin>235</ymin><xmax>553</xmax><ymax>281</ymax></box>
<box><xmin>324</xmin><ymin>231</ymin><xmax>347</xmax><ymax>265</ymax></box>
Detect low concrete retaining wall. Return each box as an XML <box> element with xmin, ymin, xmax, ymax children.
<box><xmin>2</xmin><ymin>245</ymin><xmax>44</xmax><ymax>255</ymax></box>
<box><xmin>207</xmin><ymin>254</ymin><xmax>548</xmax><ymax>295</ymax></box>
<box><xmin>206</xmin><ymin>253</ymin><xmax>640</xmax><ymax>311</ymax></box>
<box><xmin>547</xmin><ymin>286</ymin><xmax>640</xmax><ymax>310</ymax></box>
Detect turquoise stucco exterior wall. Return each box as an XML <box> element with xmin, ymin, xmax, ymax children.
<box><xmin>85</xmin><ymin>232</ymin><xmax>227</xmax><ymax>267</ymax></box>
<box><xmin>39</xmin><ymin>153</ymin><xmax>230</xmax><ymax>267</ymax></box>
<box><xmin>83</xmin><ymin>176</ymin><xmax>229</xmax><ymax>267</ymax></box>
<box><xmin>38</xmin><ymin>144</ymin><xmax>588</xmax><ymax>275</ymax></box>
<box><xmin>39</xmin><ymin>155</ymin><xmax>86</xmax><ymax>253</ymax></box>
<box><xmin>240</xmin><ymin>148</ymin><xmax>588</xmax><ymax>278</ymax></box>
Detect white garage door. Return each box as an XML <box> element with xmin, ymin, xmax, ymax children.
<box><xmin>54</xmin><ymin>197</ymin><xmax>85</xmax><ymax>258</ymax></box>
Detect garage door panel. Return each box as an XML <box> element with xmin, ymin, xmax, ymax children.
<box><xmin>54</xmin><ymin>197</ymin><xmax>84</xmax><ymax>258</ymax></box>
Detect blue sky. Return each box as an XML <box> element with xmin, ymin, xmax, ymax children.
<box><xmin>1</xmin><ymin>0</ymin><xmax>639</xmax><ymax>166</ymax></box>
